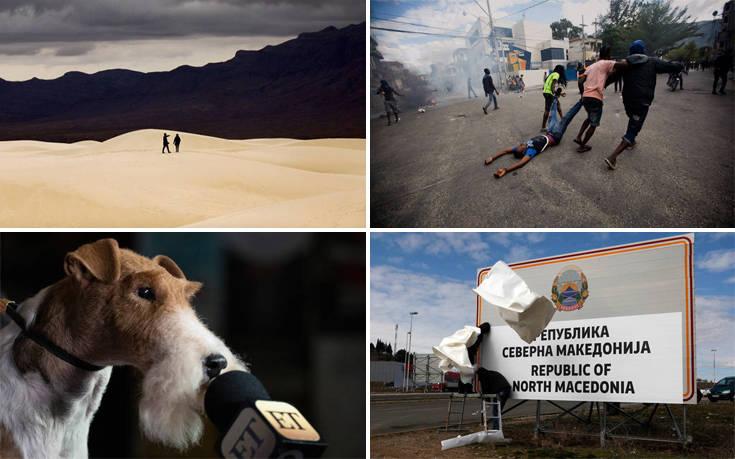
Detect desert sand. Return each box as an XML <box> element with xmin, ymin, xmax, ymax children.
<box><xmin>0</xmin><ymin>130</ymin><xmax>365</xmax><ymax>227</ymax></box>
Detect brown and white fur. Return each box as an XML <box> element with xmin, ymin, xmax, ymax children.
<box><xmin>0</xmin><ymin>239</ymin><xmax>245</xmax><ymax>458</ymax></box>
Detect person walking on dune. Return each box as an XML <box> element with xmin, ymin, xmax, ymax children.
<box><xmin>162</xmin><ymin>133</ymin><xmax>171</xmax><ymax>154</ymax></box>
<box><xmin>173</xmin><ymin>134</ymin><xmax>181</xmax><ymax>152</ymax></box>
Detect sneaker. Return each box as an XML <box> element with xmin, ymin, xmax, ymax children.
<box><xmin>483</xmin><ymin>107</ymin><xmax>488</xmax><ymax>115</ymax></box>
<box><xmin>493</xmin><ymin>107</ymin><xmax>499</xmax><ymax>110</ymax></box>
<box><xmin>396</xmin><ymin>117</ymin><xmax>400</xmax><ymax>124</ymax></box>
<box><xmin>604</xmin><ymin>156</ymin><xmax>616</xmax><ymax>170</ymax></box>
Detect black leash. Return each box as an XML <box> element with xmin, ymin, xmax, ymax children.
<box><xmin>2</xmin><ymin>301</ymin><xmax>105</xmax><ymax>372</ymax></box>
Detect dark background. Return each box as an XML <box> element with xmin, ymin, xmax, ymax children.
<box><xmin>0</xmin><ymin>232</ymin><xmax>365</xmax><ymax>458</ymax></box>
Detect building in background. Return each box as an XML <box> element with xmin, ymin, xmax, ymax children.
<box><xmin>569</xmin><ymin>37</ymin><xmax>602</xmax><ymax>63</ymax></box>
<box><xmin>718</xmin><ymin>0</ymin><xmax>734</xmax><ymax>51</ymax></box>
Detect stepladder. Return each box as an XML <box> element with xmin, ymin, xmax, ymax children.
<box><xmin>480</xmin><ymin>393</ymin><xmax>503</xmax><ymax>434</ymax></box>
<box><xmin>444</xmin><ymin>392</ymin><xmax>471</xmax><ymax>431</ymax></box>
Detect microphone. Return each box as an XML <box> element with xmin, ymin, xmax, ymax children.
<box><xmin>204</xmin><ymin>371</ymin><xmax>327</xmax><ymax>458</ymax></box>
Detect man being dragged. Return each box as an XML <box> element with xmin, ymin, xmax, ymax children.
<box><xmin>484</xmin><ymin>93</ymin><xmax>584</xmax><ymax>178</ymax></box>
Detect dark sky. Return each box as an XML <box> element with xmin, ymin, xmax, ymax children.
<box><xmin>0</xmin><ymin>0</ymin><xmax>365</xmax><ymax>80</ymax></box>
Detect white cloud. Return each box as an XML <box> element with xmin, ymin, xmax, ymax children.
<box><xmin>695</xmin><ymin>295</ymin><xmax>735</xmax><ymax>379</ymax></box>
<box><xmin>390</xmin><ymin>233</ymin><xmax>491</xmax><ymax>262</ymax></box>
<box><xmin>672</xmin><ymin>0</ymin><xmax>728</xmax><ymax>22</ymax></box>
<box><xmin>387</xmin><ymin>256</ymin><xmax>404</xmax><ymax>264</ymax></box>
<box><xmin>395</xmin><ymin>233</ymin><xmax>428</xmax><ymax>252</ymax></box>
<box><xmin>699</xmin><ymin>249</ymin><xmax>735</xmax><ymax>272</ymax></box>
<box><xmin>506</xmin><ymin>244</ymin><xmax>533</xmax><ymax>262</ymax></box>
<box><xmin>371</xmin><ymin>265</ymin><xmax>478</xmax><ymax>353</ymax></box>
<box><xmin>526</xmin><ymin>232</ymin><xmax>546</xmax><ymax>244</ymax></box>
<box><xmin>560</xmin><ymin>0</ymin><xmax>609</xmax><ymax>28</ymax></box>
<box><xmin>487</xmin><ymin>232</ymin><xmax>513</xmax><ymax>247</ymax></box>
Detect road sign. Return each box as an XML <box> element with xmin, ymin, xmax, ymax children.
<box><xmin>476</xmin><ymin>234</ymin><xmax>696</xmax><ymax>404</ymax></box>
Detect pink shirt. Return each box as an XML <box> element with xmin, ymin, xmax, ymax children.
<box><xmin>582</xmin><ymin>59</ymin><xmax>616</xmax><ymax>101</ymax></box>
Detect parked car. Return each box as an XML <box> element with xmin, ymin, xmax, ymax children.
<box><xmin>708</xmin><ymin>376</ymin><xmax>735</xmax><ymax>402</ymax></box>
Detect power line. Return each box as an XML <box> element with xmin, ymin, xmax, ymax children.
<box><xmin>371</xmin><ymin>24</ymin><xmax>563</xmax><ymax>43</ymax></box>
<box><xmin>496</xmin><ymin>0</ymin><xmax>555</xmax><ymax>20</ymax></box>
<box><xmin>371</xmin><ymin>16</ymin><xmax>458</xmax><ymax>32</ymax></box>
<box><xmin>370</xmin><ymin>25</ymin><xmax>467</xmax><ymax>39</ymax></box>
<box><xmin>471</xmin><ymin>0</ymin><xmax>489</xmax><ymax>16</ymax></box>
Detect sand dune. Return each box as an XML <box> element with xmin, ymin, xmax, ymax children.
<box><xmin>0</xmin><ymin>130</ymin><xmax>365</xmax><ymax>227</ymax></box>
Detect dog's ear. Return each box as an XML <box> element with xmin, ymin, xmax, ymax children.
<box><xmin>185</xmin><ymin>281</ymin><xmax>203</xmax><ymax>298</ymax></box>
<box><xmin>153</xmin><ymin>255</ymin><xmax>186</xmax><ymax>279</ymax></box>
<box><xmin>64</xmin><ymin>239</ymin><xmax>121</xmax><ymax>283</ymax></box>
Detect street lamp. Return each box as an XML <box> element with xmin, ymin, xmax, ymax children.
<box><xmin>403</xmin><ymin>312</ymin><xmax>418</xmax><ymax>391</ymax></box>
<box><xmin>712</xmin><ymin>348</ymin><xmax>717</xmax><ymax>382</ymax></box>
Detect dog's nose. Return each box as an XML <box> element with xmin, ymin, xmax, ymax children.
<box><xmin>204</xmin><ymin>353</ymin><xmax>227</xmax><ymax>379</ymax></box>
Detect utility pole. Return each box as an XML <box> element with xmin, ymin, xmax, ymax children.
<box><xmin>580</xmin><ymin>15</ymin><xmax>588</xmax><ymax>65</ymax></box>
<box><xmin>403</xmin><ymin>312</ymin><xmax>418</xmax><ymax>391</ymax></box>
<box><xmin>393</xmin><ymin>324</ymin><xmax>398</xmax><ymax>358</ymax></box>
<box><xmin>712</xmin><ymin>348</ymin><xmax>718</xmax><ymax>382</ymax></box>
<box><xmin>486</xmin><ymin>0</ymin><xmax>507</xmax><ymax>88</ymax></box>
<box><xmin>712</xmin><ymin>11</ymin><xmax>719</xmax><ymax>50</ymax></box>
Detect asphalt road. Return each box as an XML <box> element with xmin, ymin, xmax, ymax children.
<box><xmin>370</xmin><ymin>395</ymin><xmax>584</xmax><ymax>435</ymax></box>
<box><xmin>371</xmin><ymin>70</ymin><xmax>734</xmax><ymax>227</ymax></box>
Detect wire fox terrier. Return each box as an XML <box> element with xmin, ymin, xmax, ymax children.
<box><xmin>0</xmin><ymin>238</ymin><xmax>245</xmax><ymax>458</ymax></box>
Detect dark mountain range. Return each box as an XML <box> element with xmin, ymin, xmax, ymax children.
<box><xmin>0</xmin><ymin>23</ymin><xmax>365</xmax><ymax>142</ymax></box>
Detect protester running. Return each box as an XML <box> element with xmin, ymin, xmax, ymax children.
<box><xmin>573</xmin><ymin>46</ymin><xmax>628</xmax><ymax>153</ymax></box>
<box><xmin>541</xmin><ymin>65</ymin><xmax>567</xmax><ymax>131</ymax></box>
<box><xmin>603</xmin><ymin>40</ymin><xmax>683</xmax><ymax>170</ymax></box>
<box><xmin>713</xmin><ymin>50</ymin><xmax>732</xmax><ymax>95</ymax></box>
<box><xmin>377</xmin><ymin>80</ymin><xmax>403</xmax><ymax>126</ymax></box>
<box><xmin>482</xmin><ymin>68</ymin><xmax>500</xmax><ymax>114</ymax></box>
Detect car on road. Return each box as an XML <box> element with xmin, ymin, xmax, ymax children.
<box><xmin>708</xmin><ymin>376</ymin><xmax>735</xmax><ymax>402</ymax></box>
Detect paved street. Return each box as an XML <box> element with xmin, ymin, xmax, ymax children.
<box><xmin>370</xmin><ymin>395</ymin><xmax>583</xmax><ymax>435</ymax></box>
<box><xmin>371</xmin><ymin>70</ymin><xmax>734</xmax><ymax>227</ymax></box>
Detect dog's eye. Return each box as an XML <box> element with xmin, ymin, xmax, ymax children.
<box><xmin>137</xmin><ymin>287</ymin><xmax>156</xmax><ymax>301</ymax></box>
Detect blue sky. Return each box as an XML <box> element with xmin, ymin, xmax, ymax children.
<box><xmin>371</xmin><ymin>0</ymin><xmax>725</xmax><ymax>73</ymax></box>
<box><xmin>370</xmin><ymin>232</ymin><xmax>735</xmax><ymax>382</ymax></box>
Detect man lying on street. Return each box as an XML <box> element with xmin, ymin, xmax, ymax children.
<box><xmin>484</xmin><ymin>92</ymin><xmax>583</xmax><ymax>178</ymax></box>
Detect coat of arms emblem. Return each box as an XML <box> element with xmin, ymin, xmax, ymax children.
<box><xmin>551</xmin><ymin>265</ymin><xmax>589</xmax><ymax>311</ymax></box>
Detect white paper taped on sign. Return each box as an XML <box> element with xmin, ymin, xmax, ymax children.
<box><xmin>473</xmin><ymin>260</ymin><xmax>556</xmax><ymax>344</ymax></box>
<box><xmin>432</xmin><ymin>326</ymin><xmax>480</xmax><ymax>384</ymax></box>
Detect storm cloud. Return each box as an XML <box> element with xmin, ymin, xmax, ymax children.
<box><xmin>0</xmin><ymin>0</ymin><xmax>364</xmax><ymax>44</ymax></box>
<box><xmin>0</xmin><ymin>0</ymin><xmax>364</xmax><ymax>81</ymax></box>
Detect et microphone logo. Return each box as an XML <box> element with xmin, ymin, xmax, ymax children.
<box><xmin>220</xmin><ymin>408</ymin><xmax>276</xmax><ymax>458</ymax></box>
<box><xmin>256</xmin><ymin>401</ymin><xmax>321</xmax><ymax>442</ymax></box>
<box><xmin>220</xmin><ymin>401</ymin><xmax>320</xmax><ymax>458</ymax></box>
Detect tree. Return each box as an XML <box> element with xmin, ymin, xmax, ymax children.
<box><xmin>551</xmin><ymin>18</ymin><xmax>583</xmax><ymax>40</ymax></box>
<box><xmin>597</xmin><ymin>0</ymin><xmax>640</xmax><ymax>56</ymax></box>
<box><xmin>665</xmin><ymin>40</ymin><xmax>697</xmax><ymax>61</ymax></box>
<box><xmin>628</xmin><ymin>1</ymin><xmax>699</xmax><ymax>56</ymax></box>
<box><xmin>597</xmin><ymin>0</ymin><xmax>699</xmax><ymax>57</ymax></box>
<box><xmin>373</xmin><ymin>339</ymin><xmax>395</xmax><ymax>361</ymax></box>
